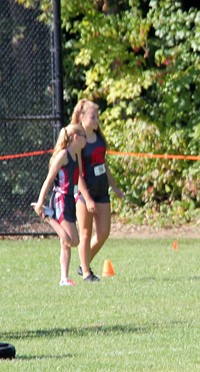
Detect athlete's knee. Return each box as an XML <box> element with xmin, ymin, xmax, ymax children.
<box><xmin>71</xmin><ymin>235</ymin><xmax>79</xmax><ymax>247</ymax></box>
<box><xmin>60</xmin><ymin>231</ymin><xmax>71</xmax><ymax>248</ymax></box>
<box><xmin>80</xmin><ymin>229</ymin><xmax>92</xmax><ymax>244</ymax></box>
<box><xmin>96</xmin><ymin>229</ymin><xmax>110</xmax><ymax>244</ymax></box>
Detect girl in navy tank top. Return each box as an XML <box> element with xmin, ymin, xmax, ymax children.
<box><xmin>33</xmin><ymin>124</ymin><xmax>86</xmax><ymax>287</ymax></box>
<box><xmin>71</xmin><ymin>99</ymin><xmax>124</xmax><ymax>282</ymax></box>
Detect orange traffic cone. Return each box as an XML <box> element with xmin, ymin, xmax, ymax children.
<box><xmin>172</xmin><ymin>240</ymin><xmax>178</xmax><ymax>252</ymax></box>
<box><xmin>102</xmin><ymin>259</ymin><xmax>115</xmax><ymax>277</ymax></box>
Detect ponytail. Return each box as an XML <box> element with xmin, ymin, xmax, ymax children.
<box><xmin>49</xmin><ymin>124</ymin><xmax>83</xmax><ymax>167</ymax></box>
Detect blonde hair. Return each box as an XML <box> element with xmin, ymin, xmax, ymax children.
<box><xmin>71</xmin><ymin>99</ymin><xmax>98</xmax><ymax>125</ymax></box>
<box><xmin>71</xmin><ymin>99</ymin><xmax>107</xmax><ymax>148</ymax></box>
<box><xmin>49</xmin><ymin>123</ymin><xmax>83</xmax><ymax>167</ymax></box>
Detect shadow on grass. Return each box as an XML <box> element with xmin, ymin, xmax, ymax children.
<box><xmin>1</xmin><ymin>324</ymin><xmax>147</xmax><ymax>340</ymax></box>
<box><xmin>16</xmin><ymin>353</ymin><xmax>73</xmax><ymax>360</ymax></box>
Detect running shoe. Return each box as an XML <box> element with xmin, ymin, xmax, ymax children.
<box><xmin>59</xmin><ymin>278</ymin><xmax>76</xmax><ymax>286</ymax></box>
<box><xmin>84</xmin><ymin>273</ymin><xmax>100</xmax><ymax>282</ymax></box>
<box><xmin>78</xmin><ymin>265</ymin><xmax>94</xmax><ymax>276</ymax></box>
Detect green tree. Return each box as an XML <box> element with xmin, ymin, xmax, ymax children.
<box><xmin>17</xmin><ymin>0</ymin><xmax>200</xmax><ymax>225</ymax></box>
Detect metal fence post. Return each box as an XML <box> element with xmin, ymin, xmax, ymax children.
<box><xmin>53</xmin><ymin>0</ymin><xmax>64</xmax><ymax>135</ymax></box>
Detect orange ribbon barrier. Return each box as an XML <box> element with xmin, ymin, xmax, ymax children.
<box><xmin>0</xmin><ymin>149</ymin><xmax>53</xmax><ymax>161</ymax></box>
<box><xmin>106</xmin><ymin>150</ymin><xmax>200</xmax><ymax>161</ymax></box>
<box><xmin>0</xmin><ymin>149</ymin><xmax>200</xmax><ymax>161</ymax></box>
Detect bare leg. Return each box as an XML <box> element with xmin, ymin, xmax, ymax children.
<box><xmin>47</xmin><ymin>218</ymin><xmax>79</xmax><ymax>281</ymax></box>
<box><xmin>76</xmin><ymin>199</ymin><xmax>93</xmax><ymax>279</ymax></box>
<box><xmin>90</xmin><ymin>203</ymin><xmax>111</xmax><ymax>262</ymax></box>
<box><xmin>60</xmin><ymin>220</ymin><xmax>79</xmax><ymax>279</ymax></box>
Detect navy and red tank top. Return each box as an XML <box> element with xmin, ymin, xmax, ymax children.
<box><xmin>81</xmin><ymin>132</ymin><xmax>109</xmax><ymax>198</ymax></box>
<box><xmin>53</xmin><ymin>150</ymin><xmax>79</xmax><ymax>196</ymax></box>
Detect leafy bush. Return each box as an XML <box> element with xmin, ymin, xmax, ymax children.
<box><xmin>17</xmin><ymin>0</ymin><xmax>200</xmax><ymax>225</ymax></box>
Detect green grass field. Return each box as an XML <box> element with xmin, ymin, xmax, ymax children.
<box><xmin>0</xmin><ymin>236</ymin><xmax>200</xmax><ymax>371</ymax></box>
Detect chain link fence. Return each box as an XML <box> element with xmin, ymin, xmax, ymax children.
<box><xmin>0</xmin><ymin>0</ymin><xmax>59</xmax><ymax>235</ymax></box>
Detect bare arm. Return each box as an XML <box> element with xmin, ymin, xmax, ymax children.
<box><xmin>106</xmin><ymin>163</ymin><xmax>124</xmax><ymax>199</ymax></box>
<box><xmin>34</xmin><ymin>150</ymin><xmax>67</xmax><ymax>217</ymax></box>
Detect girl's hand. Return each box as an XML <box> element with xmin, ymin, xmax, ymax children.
<box><xmin>32</xmin><ymin>203</ymin><xmax>44</xmax><ymax>218</ymax></box>
<box><xmin>113</xmin><ymin>186</ymin><xmax>124</xmax><ymax>199</ymax></box>
<box><xmin>85</xmin><ymin>198</ymin><xmax>96</xmax><ymax>213</ymax></box>
<box><xmin>106</xmin><ymin>166</ymin><xmax>124</xmax><ymax>199</ymax></box>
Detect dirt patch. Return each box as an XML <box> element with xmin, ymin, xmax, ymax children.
<box><xmin>1</xmin><ymin>219</ymin><xmax>200</xmax><ymax>240</ymax></box>
<box><xmin>110</xmin><ymin>220</ymin><xmax>200</xmax><ymax>239</ymax></box>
